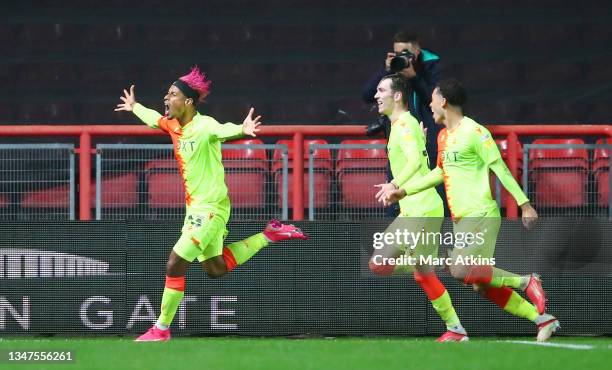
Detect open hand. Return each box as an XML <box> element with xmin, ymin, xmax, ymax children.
<box><xmin>242</xmin><ymin>108</ymin><xmax>262</xmax><ymax>137</ymax></box>
<box><xmin>382</xmin><ymin>188</ymin><xmax>407</xmax><ymax>206</ymax></box>
<box><xmin>115</xmin><ymin>85</ymin><xmax>136</xmax><ymax>112</ymax></box>
<box><xmin>374</xmin><ymin>183</ymin><xmax>397</xmax><ymax>203</ymax></box>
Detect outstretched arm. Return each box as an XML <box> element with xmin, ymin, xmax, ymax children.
<box><xmin>114</xmin><ymin>85</ymin><xmax>161</xmax><ymax>129</ymax></box>
<box><xmin>209</xmin><ymin>107</ymin><xmax>262</xmax><ymax>142</ymax></box>
<box><xmin>377</xmin><ymin>166</ymin><xmax>444</xmax><ymax>206</ymax></box>
<box><xmin>401</xmin><ymin>166</ymin><xmax>444</xmax><ymax>196</ymax></box>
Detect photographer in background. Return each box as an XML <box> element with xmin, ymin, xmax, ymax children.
<box><xmin>363</xmin><ymin>29</ymin><xmax>441</xmax><ymax>168</ymax></box>
<box><xmin>363</xmin><ymin>29</ymin><xmax>446</xmax><ymax>216</ymax></box>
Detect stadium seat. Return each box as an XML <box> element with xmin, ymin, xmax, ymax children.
<box><xmin>581</xmin><ymin>22</ymin><xmax>612</xmax><ymax>47</ymax></box>
<box><xmin>21</xmin><ymin>173</ymin><xmax>139</xmax><ymax>211</ymax></box>
<box><xmin>79</xmin><ymin>102</ymin><xmax>125</xmax><ymax>124</ymax></box>
<box><xmin>529</xmin><ymin>138</ymin><xmax>588</xmax><ymax>208</ymax></box>
<box><xmin>204</xmin><ymin>24</ymin><xmax>251</xmax><ymax>46</ymax></box>
<box><xmin>0</xmin><ymin>23</ymin><xmax>19</xmax><ymax>49</ymax></box>
<box><xmin>459</xmin><ymin>61</ymin><xmax>519</xmax><ymax>89</ymax></box>
<box><xmin>269</xmin><ymin>63</ymin><xmax>330</xmax><ymax>90</ymax></box>
<box><xmin>85</xmin><ymin>24</ymin><xmax>140</xmax><ymax>47</ymax></box>
<box><xmin>22</xmin><ymin>185</ymin><xmax>70</xmax><ymax>209</ymax></box>
<box><xmin>18</xmin><ymin>23</ymin><xmax>83</xmax><ymax>48</ymax></box>
<box><xmin>18</xmin><ymin>63</ymin><xmax>80</xmax><ymax>91</ymax></box>
<box><xmin>144</xmin><ymin>24</ymin><xmax>190</xmax><ymax>44</ymax></box>
<box><xmin>331</xmin><ymin>25</ymin><xmax>379</xmax><ymax>47</ymax></box>
<box><xmin>490</xmin><ymin>139</ymin><xmax>524</xmax><ymax>207</ymax></box>
<box><xmin>523</xmin><ymin>62</ymin><xmax>581</xmax><ymax>85</ymax></box>
<box><xmin>207</xmin><ymin>63</ymin><xmax>270</xmax><ymax>87</ymax></box>
<box><xmin>586</xmin><ymin>100</ymin><xmax>608</xmax><ymax>123</ymax></box>
<box><xmin>456</xmin><ymin>24</ymin><xmax>521</xmax><ymax>48</ymax></box>
<box><xmin>1</xmin><ymin>64</ymin><xmax>17</xmax><ymax>90</ymax></box>
<box><xmin>222</xmin><ymin>139</ymin><xmax>268</xmax><ymax>208</ymax></box>
<box><xmin>270</xmin><ymin>101</ymin><xmax>333</xmax><ymax>124</ymax></box>
<box><xmin>473</xmin><ymin>99</ymin><xmax>515</xmax><ymax>123</ymax></box>
<box><xmin>419</xmin><ymin>25</ymin><xmax>455</xmax><ymax>51</ymax></box>
<box><xmin>336</xmin><ymin>139</ymin><xmax>387</xmax><ymax>209</ymax></box>
<box><xmin>329</xmin><ymin>62</ymin><xmax>376</xmax><ymax>85</ymax></box>
<box><xmin>584</xmin><ymin>61</ymin><xmax>612</xmax><ymax>84</ymax></box>
<box><xmin>593</xmin><ymin>139</ymin><xmax>611</xmax><ymax>207</ymax></box>
<box><xmin>560</xmin><ymin>101</ymin><xmax>587</xmax><ymax>123</ymax></box>
<box><xmin>80</xmin><ymin>64</ymin><xmax>138</xmax><ymax>91</ymax></box>
<box><xmin>520</xmin><ymin>23</ymin><xmax>575</xmax><ymax>46</ymax></box>
<box><xmin>15</xmin><ymin>103</ymin><xmax>76</xmax><ymax>123</ymax></box>
<box><xmin>90</xmin><ymin>173</ymin><xmax>139</xmax><ymax>209</ymax></box>
<box><xmin>0</xmin><ymin>194</ymin><xmax>9</xmax><ymax>208</ymax></box>
<box><xmin>142</xmin><ymin>64</ymin><xmax>191</xmax><ymax>92</ymax></box>
<box><xmin>249</xmin><ymin>25</ymin><xmax>320</xmax><ymax>48</ymax></box>
<box><xmin>0</xmin><ymin>104</ymin><xmax>14</xmax><ymax>123</ymax></box>
<box><xmin>144</xmin><ymin>159</ymin><xmax>184</xmax><ymax>209</ymax></box>
<box><xmin>272</xmin><ymin>139</ymin><xmax>332</xmax><ymax>209</ymax></box>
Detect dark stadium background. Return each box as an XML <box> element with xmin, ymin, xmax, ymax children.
<box><xmin>1</xmin><ymin>0</ymin><xmax>610</xmax><ymax>126</ymax></box>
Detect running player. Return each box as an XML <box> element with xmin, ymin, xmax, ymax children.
<box><xmin>370</xmin><ymin>74</ymin><xmax>467</xmax><ymax>342</ymax></box>
<box><xmin>115</xmin><ymin>66</ymin><xmax>307</xmax><ymax>342</ymax></box>
<box><xmin>378</xmin><ymin>79</ymin><xmax>559</xmax><ymax>342</ymax></box>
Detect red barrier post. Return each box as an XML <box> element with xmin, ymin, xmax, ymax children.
<box><xmin>79</xmin><ymin>132</ymin><xmax>92</xmax><ymax>220</ymax></box>
<box><xmin>506</xmin><ymin>132</ymin><xmax>519</xmax><ymax>219</ymax></box>
<box><xmin>293</xmin><ymin>132</ymin><xmax>304</xmax><ymax>220</ymax></box>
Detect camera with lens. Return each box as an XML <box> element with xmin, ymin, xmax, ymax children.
<box><xmin>366</xmin><ymin>115</ymin><xmax>390</xmax><ymax>137</ymax></box>
<box><xmin>390</xmin><ymin>49</ymin><xmax>416</xmax><ymax>72</ymax></box>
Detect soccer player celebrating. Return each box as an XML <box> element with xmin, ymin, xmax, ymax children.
<box><xmin>371</xmin><ymin>74</ymin><xmax>467</xmax><ymax>342</ymax></box>
<box><xmin>115</xmin><ymin>66</ymin><xmax>307</xmax><ymax>342</ymax></box>
<box><xmin>378</xmin><ymin>79</ymin><xmax>559</xmax><ymax>342</ymax></box>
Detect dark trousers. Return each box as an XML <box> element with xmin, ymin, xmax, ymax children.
<box><xmin>384</xmin><ymin>160</ymin><xmax>400</xmax><ymax>217</ymax></box>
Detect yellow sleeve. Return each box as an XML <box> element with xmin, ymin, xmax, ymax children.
<box><xmin>402</xmin><ymin>166</ymin><xmax>444</xmax><ymax>196</ymax></box>
<box><xmin>133</xmin><ymin>103</ymin><xmax>162</xmax><ymax>129</ymax></box>
<box><xmin>204</xmin><ymin>116</ymin><xmax>244</xmax><ymax>142</ymax></box>
<box><xmin>472</xmin><ymin>126</ymin><xmax>502</xmax><ymax>166</ymax></box>
<box><xmin>392</xmin><ymin>121</ymin><xmax>424</xmax><ymax>187</ymax></box>
<box><xmin>489</xmin><ymin>158</ymin><xmax>529</xmax><ymax>206</ymax></box>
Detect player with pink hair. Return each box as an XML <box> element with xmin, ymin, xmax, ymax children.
<box><xmin>116</xmin><ymin>66</ymin><xmax>308</xmax><ymax>342</ymax></box>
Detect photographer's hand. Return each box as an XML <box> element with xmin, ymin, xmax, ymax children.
<box><xmin>385</xmin><ymin>52</ymin><xmax>395</xmax><ymax>71</ymax></box>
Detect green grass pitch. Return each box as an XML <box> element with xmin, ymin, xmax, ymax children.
<box><xmin>0</xmin><ymin>337</ymin><xmax>610</xmax><ymax>370</ymax></box>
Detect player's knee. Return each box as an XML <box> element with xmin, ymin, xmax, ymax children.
<box><xmin>369</xmin><ymin>258</ymin><xmax>394</xmax><ymax>276</ymax></box>
<box><xmin>206</xmin><ymin>271</ymin><xmax>224</xmax><ymax>279</ymax></box>
<box><xmin>202</xmin><ymin>263</ymin><xmax>227</xmax><ymax>279</ymax></box>
<box><xmin>166</xmin><ymin>257</ymin><xmax>181</xmax><ymax>276</ymax></box>
<box><xmin>205</xmin><ymin>269</ymin><xmax>225</xmax><ymax>279</ymax></box>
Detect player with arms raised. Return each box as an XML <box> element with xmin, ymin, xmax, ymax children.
<box><xmin>115</xmin><ymin>66</ymin><xmax>307</xmax><ymax>342</ymax></box>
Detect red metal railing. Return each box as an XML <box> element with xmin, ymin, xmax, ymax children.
<box><xmin>1</xmin><ymin>124</ymin><xmax>610</xmax><ymax>220</ymax></box>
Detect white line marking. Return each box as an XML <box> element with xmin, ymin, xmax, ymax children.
<box><xmin>504</xmin><ymin>340</ymin><xmax>594</xmax><ymax>350</ymax></box>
